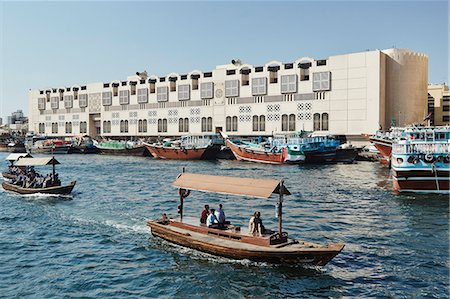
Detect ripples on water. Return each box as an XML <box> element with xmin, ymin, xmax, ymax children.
<box><xmin>0</xmin><ymin>153</ymin><xmax>448</xmax><ymax>298</ymax></box>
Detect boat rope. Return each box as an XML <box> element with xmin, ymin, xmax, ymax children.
<box><xmin>432</xmin><ymin>162</ymin><xmax>439</xmax><ymax>191</ymax></box>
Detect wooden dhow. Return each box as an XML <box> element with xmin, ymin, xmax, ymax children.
<box><xmin>148</xmin><ymin>172</ymin><xmax>344</xmax><ymax>265</ymax></box>
<box><xmin>2</xmin><ymin>153</ymin><xmax>32</xmax><ymax>180</ymax></box>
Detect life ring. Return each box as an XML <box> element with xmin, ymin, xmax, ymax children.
<box><xmin>178</xmin><ymin>188</ymin><xmax>190</xmax><ymax>199</ymax></box>
<box><xmin>424</xmin><ymin>154</ymin><xmax>434</xmax><ymax>163</ymax></box>
<box><xmin>444</xmin><ymin>155</ymin><xmax>450</xmax><ymax>164</ymax></box>
<box><xmin>407</xmin><ymin>155</ymin><xmax>415</xmax><ymax>164</ymax></box>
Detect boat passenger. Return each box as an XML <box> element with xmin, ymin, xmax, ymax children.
<box><xmin>215</xmin><ymin>204</ymin><xmax>226</xmax><ymax>226</ymax></box>
<box><xmin>200</xmin><ymin>205</ymin><xmax>210</xmax><ymax>224</ymax></box>
<box><xmin>248</xmin><ymin>211</ymin><xmax>265</xmax><ymax>236</ymax></box>
<box><xmin>206</xmin><ymin>209</ymin><xmax>219</xmax><ymax>228</ymax></box>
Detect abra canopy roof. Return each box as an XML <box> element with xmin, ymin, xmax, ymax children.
<box><xmin>5</xmin><ymin>153</ymin><xmax>32</xmax><ymax>161</ymax></box>
<box><xmin>14</xmin><ymin>157</ymin><xmax>60</xmax><ymax>167</ymax></box>
<box><xmin>172</xmin><ymin>173</ymin><xmax>290</xmax><ymax>199</ymax></box>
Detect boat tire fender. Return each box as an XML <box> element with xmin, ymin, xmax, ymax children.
<box><xmin>424</xmin><ymin>154</ymin><xmax>434</xmax><ymax>163</ymax></box>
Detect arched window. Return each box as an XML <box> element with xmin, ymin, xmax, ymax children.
<box><xmin>207</xmin><ymin>117</ymin><xmax>212</xmax><ymax>132</ymax></box>
<box><xmin>226</xmin><ymin>116</ymin><xmax>231</xmax><ymax>131</ymax></box>
<box><xmin>158</xmin><ymin>119</ymin><xmax>162</xmax><ymax>132</ymax></box>
<box><xmin>281</xmin><ymin>114</ymin><xmax>288</xmax><ymax>131</ymax></box>
<box><xmin>288</xmin><ymin>114</ymin><xmax>295</xmax><ymax>131</ymax></box>
<box><xmin>142</xmin><ymin>120</ymin><xmax>147</xmax><ymax>133</ymax></box>
<box><xmin>252</xmin><ymin>115</ymin><xmax>259</xmax><ymax>131</ymax></box>
<box><xmin>232</xmin><ymin>116</ymin><xmax>238</xmax><ymax>132</ymax></box>
<box><xmin>184</xmin><ymin>118</ymin><xmax>189</xmax><ymax>132</ymax></box>
<box><xmin>124</xmin><ymin>120</ymin><xmax>129</xmax><ymax>133</ymax></box>
<box><xmin>162</xmin><ymin>119</ymin><xmax>167</xmax><ymax>132</ymax></box>
<box><xmin>138</xmin><ymin>120</ymin><xmax>143</xmax><ymax>133</ymax></box>
<box><xmin>201</xmin><ymin>117</ymin><xmax>207</xmax><ymax>132</ymax></box>
<box><xmin>313</xmin><ymin>113</ymin><xmax>321</xmax><ymax>131</ymax></box>
<box><xmin>179</xmin><ymin>118</ymin><xmax>184</xmax><ymax>132</ymax></box>
<box><xmin>321</xmin><ymin>113</ymin><xmax>328</xmax><ymax>131</ymax></box>
<box><xmin>259</xmin><ymin>115</ymin><xmax>265</xmax><ymax>131</ymax></box>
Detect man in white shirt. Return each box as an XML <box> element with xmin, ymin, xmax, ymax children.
<box><xmin>215</xmin><ymin>204</ymin><xmax>226</xmax><ymax>225</ymax></box>
<box><xmin>206</xmin><ymin>208</ymin><xmax>219</xmax><ymax>228</ymax></box>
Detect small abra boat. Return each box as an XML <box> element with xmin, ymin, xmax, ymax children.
<box><xmin>29</xmin><ymin>139</ymin><xmax>73</xmax><ymax>154</ymax></box>
<box><xmin>1</xmin><ymin>157</ymin><xmax>76</xmax><ymax>195</ymax></box>
<box><xmin>148</xmin><ymin>172</ymin><xmax>344</xmax><ymax>266</ymax></box>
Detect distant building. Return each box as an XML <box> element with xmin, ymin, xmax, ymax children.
<box><xmin>0</xmin><ymin>117</ymin><xmax>3</xmax><ymax>126</ymax></box>
<box><xmin>427</xmin><ymin>84</ymin><xmax>449</xmax><ymax>126</ymax></box>
<box><xmin>29</xmin><ymin>48</ymin><xmax>428</xmax><ymax>138</ymax></box>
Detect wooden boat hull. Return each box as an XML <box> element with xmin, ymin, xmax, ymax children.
<box><xmin>29</xmin><ymin>146</ymin><xmax>72</xmax><ymax>155</ymax></box>
<box><xmin>2</xmin><ymin>181</ymin><xmax>76</xmax><ymax>195</ymax></box>
<box><xmin>97</xmin><ymin>145</ymin><xmax>147</xmax><ymax>156</ymax></box>
<box><xmin>369</xmin><ymin>137</ymin><xmax>392</xmax><ymax>160</ymax></box>
<box><xmin>303</xmin><ymin>149</ymin><xmax>336</xmax><ymax>163</ymax></box>
<box><xmin>148</xmin><ymin>221</ymin><xmax>344</xmax><ymax>266</ymax></box>
<box><xmin>2</xmin><ymin>172</ymin><xmax>16</xmax><ymax>180</ymax></box>
<box><xmin>144</xmin><ymin>143</ymin><xmax>207</xmax><ymax>160</ymax></box>
<box><xmin>226</xmin><ymin>140</ymin><xmax>286</xmax><ymax>165</ymax></box>
<box><xmin>334</xmin><ymin>148</ymin><xmax>358</xmax><ymax>163</ymax></box>
<box><xmin>392</xmin><ymin>168</ymin><xmax>450</xmax><ymax>194</ymax></box>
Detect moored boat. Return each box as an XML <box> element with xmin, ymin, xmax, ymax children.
<box><xmin>95</xmin><ymin>140</ymin><xmax>148</xmax><ymax>156</ymax></box>
<box><xmin>148</xmin><ymin>172</ymin><xmax>345</xmax><ymax>265</ymax></box>
<box><xmin>391</xmin><ymin>127</ymin><xmax>450</xmax><ymax>194</ymax></box>
<box><xmin>144</xmin><ymin>142</ymin><xmax>207</xmax><ymax>160</ymax></box>
<box><xmin>226</xmin><ymin>139</ymin><xmax>288</xmax><ymax>164</ymax></box>
<box><xmin>28</xmin><ymin>139</ymin><xmax>73</xmax><ymax>154</ymax></box>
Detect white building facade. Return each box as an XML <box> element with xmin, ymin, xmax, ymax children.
<box><xmin>28</xmin><ymin>48</ymin><xmax>428</xmax><ymax>139</ymax></box>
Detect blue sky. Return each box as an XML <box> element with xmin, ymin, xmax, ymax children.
<box><xmin>0</xmin><ymin>1</ymin><xmax>448</xmax><ymax>119</ymax></box>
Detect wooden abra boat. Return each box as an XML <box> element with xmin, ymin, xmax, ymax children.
<box><xmin>2</xmin><ymin>181</ymin><xmax>76</xmax><ymax>195</ymax></box>
<box><xmin>148</xmin><ymin>172</ymin><xmax>344</xmax><ymax>265</ymax></box>
<box><xmin>143</xmin><ymin>142</ymin><xmax>208</xmax><ymax>160</ymax></box>
<box><xmin>2</xmin><ymin>157</ymin><xmax>76</xmax><ymax>195</ymax></box>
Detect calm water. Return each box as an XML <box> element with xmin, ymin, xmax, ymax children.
<box><xmin>0</xmin><ymin>153</ymin><xmax>448</xmax><ymax>298</ymax></box>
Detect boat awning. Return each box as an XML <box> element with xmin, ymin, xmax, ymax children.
<box><xmin>15</xmin><ymin>157</ymin><xmax>60</xmax><ymax>166</ymax></box>
<box><xmin>5</xmin><ymin>153</ymin><xmax>32</xmax><ymax>161</ymax></box>
<box><xmin>172</xmin><ymin>173</ymin><xmax>290</xmax><ymax>199</ymax></box>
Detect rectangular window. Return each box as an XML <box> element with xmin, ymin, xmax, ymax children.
<box><xmin>80</xmin><ymin>121</ymin><xmax>87</xmax><ymax>134</ymax></box>
<box><xmin>226</xmin><ymin>70</ymin><xmax>236</xmax><ymax>75</ymax></box>
<box><xmin>102</xmin><ymin>91</ymin><xmax>112</xmax><ymax>106</ymax></box>
<box><xmin>38</xmin><ymin>97</ymin><xmax>46</xmax><ymax>110</ymax></box>
<box><xmin>252</xmin><ymin>77</ymin><xmax>267</xmax><ymax>96</ymax></box>
<box><xmin>225</xmin><ymin>80</ymin><xmax>239</xmax><ymax>98</ymax></box>
<box><xmin>312</xmin><ymin>72</ymin><xmax>331</xmax><ymax>91</ymax></box>
<box><xmin>316</xmin><ymin>60</ymin><xmax>327</xmax><ymax>66</ymax></box>
<box><xmin>203</xmin><ymin>72</ymin><xmax>212</xmax><ymax>78</ymax></box>
<box><xmin>137</xmin><ymin>88</ymin><xmax>148</xmax><ymax>103</ymax></box>
<box><xmin>200</xmin><ymin>82</ymin><xmax>214</xmax><ymax>99</ymax></box>
<box><xmin>51</xmin><ymin>96</ymin><xmax>59</xmax><ymax>109</ymax></box>
<box><xmin>443</xmin><ymin>105</ymin><xmax>450</xmax><ymax>112</ymax></box>
<box><xmin>79</xmin><ymin>94</ymin><xmax>88</xmax><ymax>108</ymax></box>
<box><xmin>443</xmin><ymin>115</ymin><xmax>450</xmax><ymax>122</ymax></box>
<box><xmin>281</xmin><ymin>75</ymin><xmax>297</xmax><ymax>93</ymax></box>
<box><xmin>64</xmin><ymin>95</ymin><xmax>73</xmax><ymax>109</ymax></box>
<box><xmin>157</xmin><ymin>86</ymin><xmax>168</xmax><ymax>102</ymax></box>
<box><xmin>178</xmin><ymin>84</ymin><xmax>190</xmax><ymax>101</ymax></box>
<box><xmin>255</xmin><ymin>66</ymin><xmax>263</xmax><ymax>72</ymax></box>
<box><xmin>119</xmin><ymin>90</ymin><xmax>129</xmax><ymax>105</ymax></box>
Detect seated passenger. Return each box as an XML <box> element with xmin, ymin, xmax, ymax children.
<box><xmin>206</xmin><ymin>208</ymin><xmax>219</xmax><ymax>228</ymax></box>
<box><xmin>248</xmin><ymin>211</ymin><xmax>265</xmax><ymax>236</ymax></box>
<box><xmin>200</xmin><ymin>205</ymin><xmax>210</xmax><ymax>224</ymax></box>
<box><xmin>214</xmin><ymin>204</ymin><xmax>228</xmax><ymax>226</ymax></box>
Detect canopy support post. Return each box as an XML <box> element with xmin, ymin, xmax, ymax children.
<box><xmin>180</xmin><ymin>167</ymin><xmax>185</xmax><ymax>222</ymax></box>
<box><xmin>52</xmin><ymin>147</ymin><xmax>55</xmax><ymax>184</ymax></box>
<box><xmin>278</xmin><ymin>180</ymin><xmax>284</xmax><ymax>235</ymax></box>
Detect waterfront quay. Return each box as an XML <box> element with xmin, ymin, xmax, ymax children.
<box><xmin>0</xmin><ymin>153</ymin><xmax>447</xmax><ymax>298</ymax></box>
